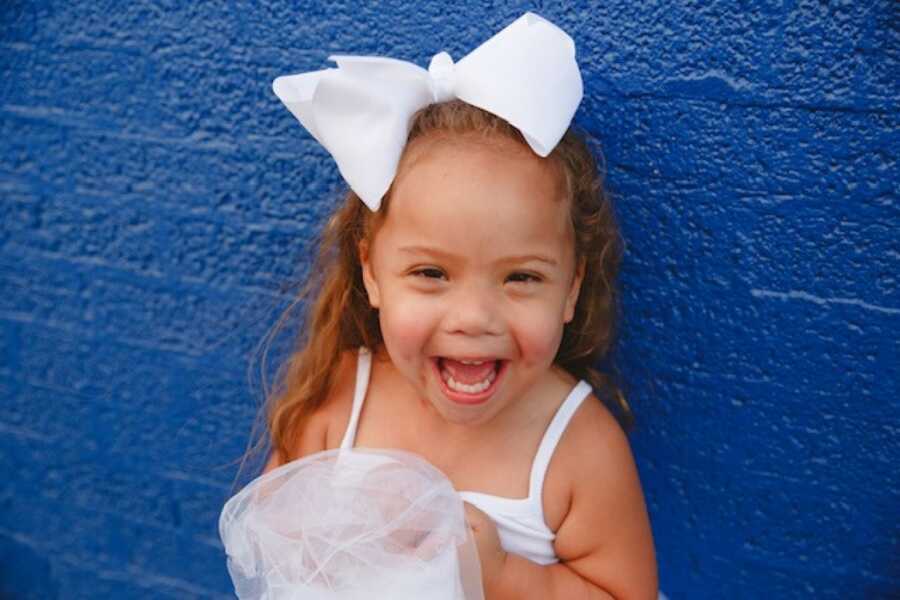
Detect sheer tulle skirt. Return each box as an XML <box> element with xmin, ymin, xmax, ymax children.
<box><xmin>219</xmin><ymin>448</ymin><xmax>484</xmax><ymax>600</ymax></box>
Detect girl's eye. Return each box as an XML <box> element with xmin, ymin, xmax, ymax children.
<box><xmin>507</xmin><ymin>272</ymin><xmax>541</xmax><ymax>284</ymax></box>
<box><xmin>409</xmin><ymin>269</ymin><xmax>541</xmax><ymax>283</ymax></box>
<box><xmin>411</xmin><ymin>267</ymin><xmax>445</xmax><ymax>279</ymax></box>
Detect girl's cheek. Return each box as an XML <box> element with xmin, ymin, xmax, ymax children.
<box><xmin>515</xmin><ymin>311</ymin><xmax>567</xmax><ymax>361</ymax></box>
<box><xmin>380</xmin><ymin>297</ymin><xmax>437</xmax><ymax>344</ymax></box>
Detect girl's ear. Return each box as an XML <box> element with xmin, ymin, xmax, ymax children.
<box><xmin>563</xmin><ymin>257</ymin><xmax>585</xmax><ymax>324</ymax></box>
<box><xmin>358</xmin><ymin>240</ymin><xmax>381</xmax><ymax>309</ymax></box>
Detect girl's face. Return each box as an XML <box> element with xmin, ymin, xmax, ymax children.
<box><xmin>360</xmin><ymin>135</ymin><xmax>584</xmax><ymax>428</ymax></box>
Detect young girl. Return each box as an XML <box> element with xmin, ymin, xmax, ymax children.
<box><xmin>246</xmin><ymin>12</ymin><xmax>658</xmax><ymax>599</ymax></box>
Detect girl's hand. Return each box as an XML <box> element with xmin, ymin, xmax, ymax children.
<box><xmin>463</xmin><ymin>502</ymin><xmax>508</xmax><ymax>595</ymax></box>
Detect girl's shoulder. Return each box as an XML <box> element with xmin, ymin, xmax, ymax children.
<box><xmin>264</xmin><ymin>348</ymin><xmax>363</xmax><ymax>473</ymax></box>
<box><xmin>538</xmin><ymin>366</ymin><xmax>623</xmax><ymax>452</ymax></box>
<box><xmin>320</xmin><ymin>347</ymin><xmax>365</xmax><ymax>449</ymax></box>
<box><xmin>542</xmin><ymin>376</ymin><xmax>624</xmax><ymax>504</ymax></box>
<box><xmin>545</xmin><ymin>369</ymin><xmax>632</xmax><ymax>491</ymax></box>
<box><xmin>556</xmin><ymin>377</ymin><xmax>622</xmax><ymax>451</ymax></box>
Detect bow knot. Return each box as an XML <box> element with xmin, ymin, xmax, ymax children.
<box><xmin>272</xmin><ymin>12</ymin><xmax>583</xmax><ymax>211</ymax></box>
<box><xmin>428</xmin><ymin>51</ymin><xmax>457</xmax><ymax>103</ymax></box>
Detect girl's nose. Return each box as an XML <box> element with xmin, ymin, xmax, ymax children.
<box><xmin>444</xmin><ymin>286</ymin><xmax>501</xmax><ymax>337</ymax></box>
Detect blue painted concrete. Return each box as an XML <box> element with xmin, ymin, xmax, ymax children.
<box><xmin>1</xmin><ymin>1</ymin><xmax>897</xmax><ymax>598</ymax></box>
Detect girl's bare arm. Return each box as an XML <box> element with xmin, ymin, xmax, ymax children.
<box><xmin>490</xmin><ymin>397</ymin><xmax>658</xmax><ymax>599</ymax></box>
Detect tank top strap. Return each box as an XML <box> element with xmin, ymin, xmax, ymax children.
<box><xmin>528</xmin><ymin>379</ymin><xmax>593</xmax><ymax>501</ymax></box>
<box><xmin>339</xmin><ymin>346</ymin><xmax>372</xmax><ymax>449</ymax></box>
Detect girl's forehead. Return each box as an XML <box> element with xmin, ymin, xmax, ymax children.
<box><xmin>381</xmin><ymin>138</ymin><xmax>574</xmax><ymax>260</ymax></box>
<box><xmin>393</xmin><ymin>135</ymin><xmax>565</xmax><ymax>204</ymax></box>
<box><xmin>397</xmin><ymin>133</ymin><xmax>556</xmax><ymax>184</ymax></box>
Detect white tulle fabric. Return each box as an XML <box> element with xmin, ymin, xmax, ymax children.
<box><xmin>219</xmin><ymin>448</ymin><xmax>484</xmax><ymax>600</ymax></box>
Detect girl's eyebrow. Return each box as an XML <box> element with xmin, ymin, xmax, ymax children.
<box><xmin>398</xmin><ymin>245</ymin><xmax>558</xmax><ymax>267</ymax></box>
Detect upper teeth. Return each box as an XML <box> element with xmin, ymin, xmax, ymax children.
<box><xmin>460</xmin><ymin>360</ymin><xmax>485</xmax><ymax>365</ymax></box>
<box><xmin>441</xmin><ymin>368</ymin><xmax>497</xmax><ymax>393</ymax></box>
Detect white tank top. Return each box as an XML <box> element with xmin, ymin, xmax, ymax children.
<box><xmin>339</xmin><ymin>346</ymin><xmax>593</xmax><ymax>566</ymax></box>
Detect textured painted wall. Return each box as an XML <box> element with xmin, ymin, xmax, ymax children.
<box><xmin>1</xmin><ymin>1</ymin><xmax>897</xmax><ymax>598</ymax></box>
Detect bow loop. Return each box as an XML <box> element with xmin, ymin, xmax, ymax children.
<box><xmin>272</xmin><ymin>12</ymin><xmax>583</xmax><ymax>211</ymax></box>
<box><xmin>427</xmin><ymin>51</ymin><xmax>457</xmax><ymax>103</ymax></box>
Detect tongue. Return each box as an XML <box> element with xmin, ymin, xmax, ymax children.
<box><xmin>442</xmin><ymin>359</ymin><xmax>497</xmax><ymax>384</ymax></box>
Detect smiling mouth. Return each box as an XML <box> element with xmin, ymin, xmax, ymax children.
<box><xmin>432</xmin><ymin>357</ymin><xmax>506</xmax><ymax>405</ymax></box>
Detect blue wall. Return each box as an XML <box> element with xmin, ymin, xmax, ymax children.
<box><xmin>1</xmin><ymin>1</ymin><xmax>897</xmax><ymax>598</ymax></box>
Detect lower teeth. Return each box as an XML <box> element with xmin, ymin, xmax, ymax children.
<box><xmin>440</xmin><ymin>363</ymin><xmax>497</xmax><ymax>394</ymax></box>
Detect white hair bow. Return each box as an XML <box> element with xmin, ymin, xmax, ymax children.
<box><xmin>272</xmin><ymin>12</ymin><xmax>583</xmax><ymax>211</ymax></box>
